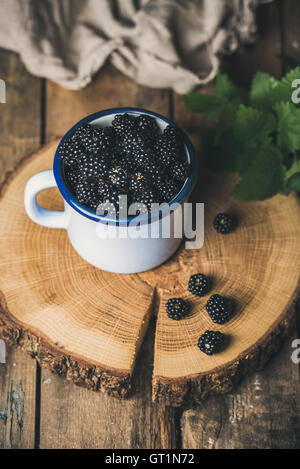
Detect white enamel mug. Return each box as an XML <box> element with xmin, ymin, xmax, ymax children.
<box><xmin>24</xmin><ymin>108</ymin><xmax>196</xmax><ymax>273</ymax></box>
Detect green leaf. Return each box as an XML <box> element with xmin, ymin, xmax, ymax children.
<box><xmin>250</xmin><ymin>72</ymin><xmax>278</xmax><ymax>111</ymax></box>
<box><xmin>284</xmin><ymin>172</ymin><xmax>300</xmax><ymax>192</ymax></box>
<box><xmin>183</xmin><ymin>93</ymin><xmax>226</xmax><ymax>121</ymax></box>
<box><xmin>233</xmin><ymin>105</ymin><xmax>277</xmax><ymax>173</ymax></box>
<box><xmin>284</xmin><ymin>158</ymin><xmax>300</xmax><ymax>180</ymax></box>
<box><xmin>215</xmin><ymin>73</ymin><xmax>238</xmax><ymax>100</ymax></box>
<box><xmin>271</xmin><ymin>66</ymin><xmax>300</xmax><ymax>105</ymax></box>
<box><xmin>234</xmin><ymin>105</ymin><xmax>276</xmax><ymax>143</ymax></box>
<box><xmin>214</xmin><ymin>96</ymin><xmax>241</xmax><ymax>145</ymax></box>
<box><xmin>274</xmin><ymin>102</ymin><xmax>300</xmax><ymax>152</ymax></box>
<box><xmin>232</xmin><ymin>144</ymin><xmax>284</xmax><ymax>200</ymax></box>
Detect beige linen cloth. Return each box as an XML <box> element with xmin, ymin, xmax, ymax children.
<box><xmin>0</xmin><ymin>0</ymin><xmax>271</xmax><ymax>93</ymax></box>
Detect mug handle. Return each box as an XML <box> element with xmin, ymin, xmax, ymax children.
<box><xmin>24</xmin><ymin>170</ymin><xmax>68</xmax><ymax>229</ymax></box>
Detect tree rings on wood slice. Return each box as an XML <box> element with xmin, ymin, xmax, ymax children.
<box><xmin>0</xmin><ymin>142</ymin><xmax>299</xmax><ymax>404</ymax></box>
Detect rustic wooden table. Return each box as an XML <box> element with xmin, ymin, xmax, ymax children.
<box><xmin>0</xmin><ymin>1</ymin><xmax>299</xmax><ymax>449</ymax></box>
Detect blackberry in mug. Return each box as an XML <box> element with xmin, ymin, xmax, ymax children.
<box><xmin>59</xmin><ymin>114</ymin><xmax>191</xmax><ymax>215</ymax></box>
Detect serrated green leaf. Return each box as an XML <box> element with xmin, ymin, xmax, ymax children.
<box><xmin>250</xmin><ymin>72</ymin><xmax>278</xmax><ymax>111</ymax></box>
<box><xmin>215</xmin><ymin>73</ymin><xmax>238</xmax><ymax>100</ymax></box>
<box><xmin>234</xmin><ymin>105</ymin><xmax>276</xmax><ymax>142</ymax></box>
<box><xmin>271</xmin><ymin>66</ymin><xmax>300</xmax><ymax>105</ymax></box>
<box><xmin>183</xmin><ymin>93</ymin><xmax>226</xmax><ymax>121</ymax></box>
<box><xmin>232</xmin><ymin>144</ymin><xmax>284</xmax><ymax>200</ymax></box>
<box><xmin>233</xmin><ymin>105</ymin><xmax>277</xmax><ymax>173</ymax></box>
<box><xmin>274</xmin><ymin>102</ymin><xmax>300</xmax><ymax>152</ymax></box>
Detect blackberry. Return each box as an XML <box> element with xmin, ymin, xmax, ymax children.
<box><xmin>135</xmin><ymin>114</ymin><xmax>159</xmax><ymax>134</ymax></box>
<box><xmin>206</xmin><ymin>294</ymin><xmax>233</xmax><ymax>324</ymax></box>
<box><xmin>76</xmin><ymin>177</ymin><xmax>100</xmax><ymax>210</ymax></box>
<box><xmin>72</xmin><ymin>124</ymin><xmax>94</xmax><ymax>143</ymax></box>
<box><xmin>171</xmin><ymin>161</ymin><xmax>190</xmax><ymax>183</ymax></box>
<box><xmin>135</xmin><ymin>114</ymin><xmax>159</xmax><ymax>145</ymax></box>
<box><xmin>65</xmin><ymin>168</ymin><xmax>80</xmax><ymax>189</ymax></box>
<box><xmin>133</xmin><ymin>147</ymin><xmax>156</xmax><ymax>170</ymax></box>
<box><xmin>188</xmin><ymin>273</ymin><xmax>210</xmax><ymax>297</ymax></box>
<box><xmin>198</xmin><ymin>330</ymin><xmax>225</xmax><ymax>355</ymax></box>
<box><xmin>155</xmin><ymin>135</ymin><xmax>182</xmax><ymax>167</ymax></box>
<box><xmin>99</xmin><ymin>188</ymin><xmax>130</xmax><ymax>218</ymax></box>
<box><xmin>59</xmin><ymin>140</ymin><xmax>84</xmax><ymax>167</ymax></box>
<box><xmin>79</xmin><ymin>156</ymin><xmax>109</xmax><ymax>180</ymax></box>
<box><xmin>159</xmin><ymin>179</ymin><xmax>181</xmax><ymax>202</ymax></box>
<box><xmin>80</xmin><ymin>128</ymin><xmax>100</xmax><ymax>152</ymax></box>
<box><xmin>108</xmin><ymin>165</ymin><xmax>128</xmax><ymax>190</ymax></box>
<box><xmin>136</xmin><ymin>188</ymin><xmax>159</xmax><ymax>212</ymax></box>
<box><xmin>112</xmin><ymin>114</ymin><xmax>136</xmax><ymax>137</ymax></box>
<box><xmin>97</xmin><ymin>127</ymin><xmax>117</xmax><ymax>150</ymax></box>
<box><xmin>166</xmin><ymin>298</ymin><xmax>188</xmax><ymax>320</ymax></box>
<box><xmin>213</xmin><ymin>213</ymin><xmax>235</xmax><ymax>234</ymax></box>
<box><xmin>121</xmin><ymin>131</ymin><xmax>145</xmax><ymax>155</ymax></box>
<box><xmin>163</xmin><ymin>125</ymin><xmax>184</xmax><ymax>144</ymax></box>
<box><xmin>146</xmin><ymin>164</ymin><xmax>164</xmax><ymax>190</ymax></box>
<box><xmin>129</xmin><ymin>171</ymin><xmax>149</xmax><ymax>193</ymax></box>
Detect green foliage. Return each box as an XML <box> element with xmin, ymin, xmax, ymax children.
<box><xmin>183</xmin><ymin>68</ymin><xmax>300</xmax><ymax>200</ymax></box>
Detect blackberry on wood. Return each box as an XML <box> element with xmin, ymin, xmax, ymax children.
<box><xmin>206</xmin><ymin>294</ymin><xmax>233</xmax><ymax>324</ymax></box>
<box><xmin>198</xmin><ymin>330</ymin><xmax>225</xmax><ymax>355</ymax></box>
<box><xmin>166</xmin><ymin>298</ymin><xmax>188</xmax><ymax>320</ymax></box>
<box><xmin>213</xmin><ymin>213</ymin><xmax>235</xmax><ymax>234</ymax></box>
<box><xmin>188</xmin><ymin>273</ymin><xmax>210</xmax><ymax>297</ymax></box>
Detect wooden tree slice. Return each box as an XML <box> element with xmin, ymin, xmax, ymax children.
<box><xmin>0</xmin><ymin>141</ymin><xmax>154</xmax><ymax>397</ymax></box>
<box><xmin>0</xmin><ymin>142</ymin><xmax>299</xmax><ymax>404</ymax></box>
<box><xmin>146</xmin><ymin>170</ymin><xmax>300</xmax><ymax>405</ymax></box>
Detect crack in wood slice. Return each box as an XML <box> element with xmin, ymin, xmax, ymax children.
<box><xmin>0</xmin><ymin>143</ymin><xmax>299</xmax><ymax>404</ymax></box>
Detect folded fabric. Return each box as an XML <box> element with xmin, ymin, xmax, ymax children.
<box><xmin>0</xmin><ymin>0</ymin><xmax>272</xmax><ymax>92</ymax></box>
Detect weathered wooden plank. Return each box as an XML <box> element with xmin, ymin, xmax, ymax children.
<box><xmin>46</xmin><ymin>63</ymin><xmax>170</xmax><ymax>141</ymax></box>
<box><xmin>280</xmin><ymin>0</ymin><xmax>300</xmax><ymax>68</ymax></box>
<box><xmin>40</xmin><ymin>319</ymin><xmax>176</xmax><ymax>449</ymax></box>
<box><xmin>40</xmin><ymin>64</ymin><xmax>176</xmax><ymax>449</ymax></box>
<box><xmin>181</xmin><ymin>328</ymin><xmax>300</xmax><ymax>449</ymax></box>
<box><xmin>0</xmin><ymin>50</ymin><xmax>42</xmax><ymax>177</ymax></box>
<box><xmin>225</xmin><ymin>1</ymin><xmax>282</xmax><ymax>84</ymax></box>
<box><xmin>0</xmin><ymin>345</ymin><xmax>36</xmax><ymax>449</ymax></box>
<box><xmin>0</xmin><ymin>49</ymin><xmax>42</xmax><ymax>448</ymax></box>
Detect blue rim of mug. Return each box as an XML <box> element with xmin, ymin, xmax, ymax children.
<box><xmin>53</xmin><ymin>107</ymin><xmax>197</xmax><ymax>226</ymax></box>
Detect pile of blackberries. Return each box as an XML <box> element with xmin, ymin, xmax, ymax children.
<box><xmin>59</xmin><ymin>114</ymin><xmax>191</xmax><ymax>215</ymax></box>
<box><xmin>165</xmin><ymin>272</ymin><xmax>235</xmax><ymax>356</ymax></box>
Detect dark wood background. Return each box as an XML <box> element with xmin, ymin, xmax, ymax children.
<box><xmin>0</xmin><ymin>0</ymin><xmax>299</xmax><ymax>449</ymax></box>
